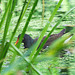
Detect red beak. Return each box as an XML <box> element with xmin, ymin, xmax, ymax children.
<box><xmin>15</xmin><ymin>38</ymin><xmax>19</xmax><ymax>45</ymax></box>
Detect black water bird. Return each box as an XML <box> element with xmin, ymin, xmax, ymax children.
<box><xmin>15</xmin><ymin>29</ymin><xmax>66</xmax><ymax>49</ymax></box>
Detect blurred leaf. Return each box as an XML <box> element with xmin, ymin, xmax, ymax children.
<box><xmin>1</xmin><ymin>43</ymin><xmax>43</xmax><ymax>75</ymax></box>
<box><xmin>34</xmin><ymin>33</ymin><xmax>73</xmax><ymax>63</ymax></box>
<box><xmin>0</xmin><ymin>0</ymin><xmax>13</xmax><ymax>30</ymax></box>
<box><xmin>44</xmin><ymin>33</ymin><xmax>72</xmax><ymax>57</ymax></box>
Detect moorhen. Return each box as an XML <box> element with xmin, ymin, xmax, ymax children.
<box><xmin>15</xmin><ymin>29</ymin><xmax>66</xmax><ymax>49</ymax></box>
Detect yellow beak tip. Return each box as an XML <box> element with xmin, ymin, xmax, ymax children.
<box><xmin>15</xmin><ymin>43</ymin><xmax>16</xmax><ymax>45</ymax></box>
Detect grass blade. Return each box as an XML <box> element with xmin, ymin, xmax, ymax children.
<box><xmin>0</xmin><ymin>0</ymin><xmax>30</xmax><ymax>69</ymax></box>
<box><xmin>16</xmin><ymin>0</ymin><xmax>39</xmax><ymax>48</ymax></box>
<box><xmin>0</xmin><ymin>42</ymin><xmax>9</xmax><ymax>71</ymax></box>
<box><xmin>0</xmin><ymin>0</ymin><xmax>13</xmax><ymax>30</ymax></box>
<box><xmin>32</xmin><ymin>7</ymin><xmax>75</xmax><ymax>60</ymax></box>
<box><xmin>9</xmin><ymin>0</ymin><xmax>31</xmax><ymax>43</ymax></box>
<box><xmin>44</xmin><ymin>33</ymin><xmax>72</xmax><ymax>57</ymax></box>
<box><xmin>1</xmin><ymin>0</ymin><xmax>17</xmax><ymax>48</ymax></box>
<box><xmin>0</xmin><ymin>0</ymin><xmax>29</xmax><ymax>63</ymax></box>
<box><xmin>29</xmin><ymin>0</ymin><xmax>63</xmax><ymax>60</ymax></box>
<box><xmin>1</xmin><ymin>43</ymin><xmax>43</xmax><ymax>75</ymax></box>
<box><xmin>0</xmin><ymin>0</ymin><xmax>17</xmax><ymax>70</ymax></box>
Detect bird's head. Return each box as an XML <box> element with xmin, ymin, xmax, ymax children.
<box><xmin>15</xmin><ymin>34</ymin><xmax>34</xmax><ymax>48</ymax></box>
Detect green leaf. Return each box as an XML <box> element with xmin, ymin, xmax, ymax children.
<box><xmin>29</xmin><ymin>0</ymin><xmax>63</xmax><ymax>61</ymax></box>
<box><xmin>1</xmin><ymin>43</ymin><xmax>43</xmax><ymax>75</ymax></box>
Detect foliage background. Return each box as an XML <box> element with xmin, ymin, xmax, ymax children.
<box><xmin>0</xmin><ymin>0</ymin><xmax>75</xmax><ymax>75</ymax></box>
